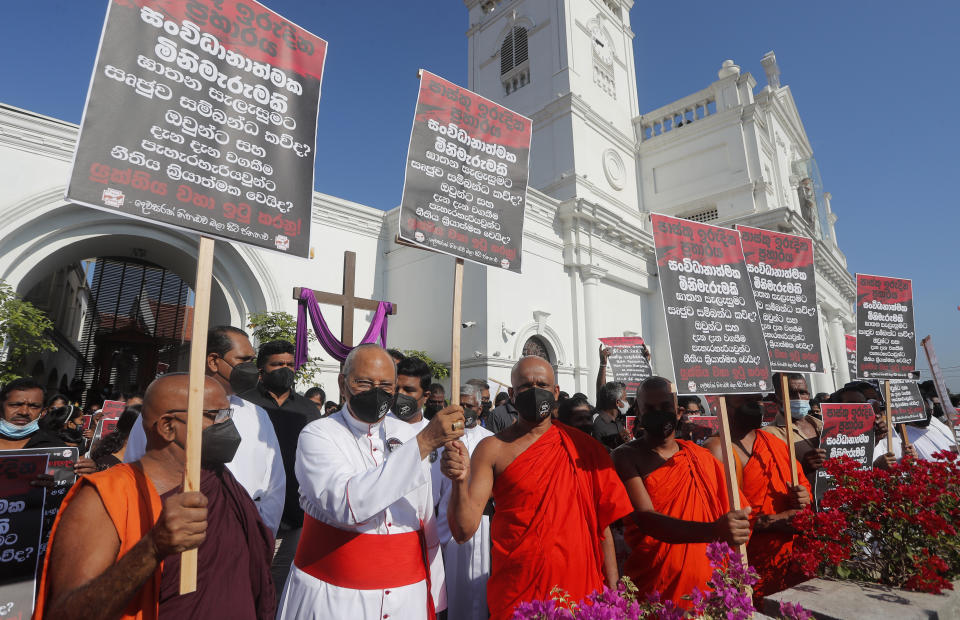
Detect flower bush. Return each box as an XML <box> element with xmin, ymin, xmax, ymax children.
<box><xmin>792</xmin><ymin>452</ymin><xmax>960</xmax><ymax>594</ymax></box>
<box><xmin>510</xmin><ymin>542</ymin><xmax>809</xmax><ymax>619</ymax></box>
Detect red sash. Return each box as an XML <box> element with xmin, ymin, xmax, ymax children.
<box><xmin>294</xmin><ymin>514</ymin><xmax>430</xmax><ymax>591</ymax></box>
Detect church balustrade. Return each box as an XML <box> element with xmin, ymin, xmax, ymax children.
<box><xmin>636</xmin><ymin>86</ymin><xmax>717</xmax><ymax>141</ymax></box>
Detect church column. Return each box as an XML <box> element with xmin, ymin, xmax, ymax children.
<box><xmin>580</xmin><ymin>266</ymin><xmax>606</xmax><ymax>402</ymax></box>
<box><xmin>807</xmin><ymin>303</ymin><xmax>832</xmax><ymax>396</ymax></box>
<box><xmin>825</xmin><ymin>307</ymin><xmax>851</xmax><ymax>389</ymax></box>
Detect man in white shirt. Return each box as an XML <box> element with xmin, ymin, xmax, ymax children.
<box><xmin>906</xmin><ymin>399</ymin><xmax>958</xmax><ymax>461</ymax></box>
<box><xmin>276</xmin><ymin>343</ymin><xmax>465</xmax><ymax>620</ymax></box>
<box><xmin>436</xmin><ymin>383</ymin><xmax>493</xmax><ymax>620</ymax></box>
<box><xmin>125</xmin><ymin>326</ymin><xmax>285</xmax><ymax>534</ymax></box>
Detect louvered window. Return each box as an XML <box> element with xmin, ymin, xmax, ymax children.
<box><xmin>500</xmin><ymin>27</ymin><xmax>530</xmax><ymax>95</ymax></box>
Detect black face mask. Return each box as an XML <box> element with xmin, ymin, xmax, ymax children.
<box><xmin>201</xmin><ymin>419</ymin><xmax>242</xmax><ymax>469</ymax></box>
<box><xmin>262</xmin><ymin>367</ymin><xmax>295</xmax><ymax>393</ymax></box>
<box><xmin>349</xmin><ymin>388</ymin><xmax>393</xmax><ymax>424</ymax></box>
<box><xmin>481</xmin><ymin>401</ymin><xmax>492</xmax><ymax>416</ymax></box>
<box><xmin>464</xmin><ymin>406</ymin><xmax>479</xmax><ymax>428</ymax></box>
<box><xmin>392</xmin><ymin>393</ymin><xmax>421</xmax><ymax>422</ymax></box>
<box><xmin>514</xmin><ymin>388</ymin><xmax>555</xmax><ymax>424</ymax></box>
<box><xmin>223</xmin><ymin>360</ymin><xmax>259</xmax><ymax>394</ymax></box>
<box><xmin>641</xmin><ymin>407</ymin><xmax>677</xmax><ymax>440</ymax></box>
<box><xmin>736</xmin><ymin>400</ymin><xmax>764</xmax><ymax>429</ymax></box>
<box><xmin>424</xmin><ymin>402</ymin><xmax>443</xmax><ymax>420</ymax></box>
<box><xmin>933</xmin><ymin>404</ymin><xmax>945</xmax><ymax>420</ymax></box>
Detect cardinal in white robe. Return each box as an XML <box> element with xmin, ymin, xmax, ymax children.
<box><xmin>276</xmin><ymin>344</ymin><xmax>465</xmax><ymax>620</ymax></box>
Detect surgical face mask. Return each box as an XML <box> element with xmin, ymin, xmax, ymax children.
<box><xmin>348</xmin><ymin>387</ymin><xmax>393</xmax><ymax>424</ymax></box>
<box><xmin>789</xmin><ymin>399</ymin><xmax>811</xmax><ymax>419</ymax></box>
<box><xmin>200</xmin><ymin>419</ymin><xmax>242</xmax><ymax>468</ymax></box>
<box><xmin>0</xmin><ymin>418</ymin><xmax>39</xmax><ymax>439</ymax></box>
<box><xmin>617</xmin><ymin>400</ymin><xmax>630</xmax><ymax>416</ymax></box>
<box><xmin>262</xmin><ymin>367</ymin><xmax>295</xmax><ymax>393</ymax></box>
<box><xmin>392</xmin><ymin>393</ymin><xmax>421</xmax><ymax>422</ymax></box>
<box><xmin>514</xmin><ymin>388</ymin><xmax>555</xmax><ymax>424</ymax></box>
<box><xmin>221</xmin><ymin>358</ymin><xmax>259</xmax><ymax>394</ymax></box>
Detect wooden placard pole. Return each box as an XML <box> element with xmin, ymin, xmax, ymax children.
<box><xmin>717</xmin><ymin>396</ymin><xmax>749</xmax><ymax>563</ymax></box>
<box><xmin>450</xmin><ymin>258</ymin><xmax>464</xmax><ymax>406</ymax></box>
<box><xmin>180</xmin><ymin>235</ymin><xmax>215</xmax><ymax>594</ymax></box>
<box><xmin>779</xmin><ymin>374</ymin><xmax>800</xmax><ymax>486</ymax></box>
<box><xmin>899</xmin><ymin>424</ymin><xmax>912</xmax><ymax>452</ymax></box>
<box><xmin>884</xmin><ymin>380</ymin><xmax>894</xmax><ymax>455</ymax></box>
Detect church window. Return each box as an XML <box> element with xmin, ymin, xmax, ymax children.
<box><xmin>683</xmin><ymin>208</ymin><xmax>719</xmax><ymax>224</ymax></box>
<box><xmin>522</xmin><ymin>336</ymin><xmax>552</xmax><ymax>363</ymax></box>
<box><xmin>500</xmin><ymin>26</ymin><xmax>530</xmax><ymax>95</ymax></box>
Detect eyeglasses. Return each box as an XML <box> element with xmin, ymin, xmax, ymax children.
<box><xmin>167</xmin><ymin>408</ymin><xmax>234</xmax><ymax>423</ymax></box>
<box><xmin>5</xmin><ymin>402</ymin><xmax>43</xmax><ymax>412</ymax></box>
<box><xmin>349</xmin><ymin>379</ymin><xmax>395</xmax><ymax>392</ymax></box>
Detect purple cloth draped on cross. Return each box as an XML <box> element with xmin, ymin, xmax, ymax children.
<box><xmin>294</xmin><ymin>288</ymin><xmax>393</xmax><ymax>367</ymax></box>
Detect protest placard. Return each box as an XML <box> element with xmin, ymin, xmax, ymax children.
<box><xmin>100</xmin><ymin>400</ymin><xmax>125</xmax><ymax>419</ymax></box>
<box><xmin>815</xmin><ymin>403</ymin><xmax>876</xmax><ymax>503</ymax></box>
<box><xmin>888</xmin><ymin>381</ymin><xmax>926</xmax><ymax>425</ymax></box>
<box><xmin>687</xmin><ymin>415</ymin><xmax>720</xmax><ymax>445</ymax></box>
<box><xmin>855</xmin><ymin>274</ymin><xmax>917</xmax><ymax>380</ymax></box>
<box><xmin>2</xmin><ymin>447</ymin><xmax>79</xmax><ymax>597</ymax></box>
<box><xmin>652</xmin><ymin>214</ymin><xmax>772</xmax><ymax>394</ymax></box>
<box><xmin>67</xmin><ymin>0</ymin><xmax>327</xmax><ymax>257</ymax></box>
<box><xmin>398</xmin><ymin>70</ymin><xmax>531</xmax><ymax>272</ymax></box>
<box><xmin>0</xmin><ymin>452</ymin><xmax>50</xmax><ymax>620</ymax></box>
<box><xmin>625</xmin><ymin>416</ymin><xmax>637</xmax><ymax>438</ymax></box>
<box><xmin>599</xmin><ymin>337</ymin><xmax>653</xmax><ymax>397</ymax></box>
<box><xmin>845</xmin><ymin>335</ymin><xmax>857</xmax><ymax>381</ymax></box>
<box><xmin>736</xmin><ymin>226</ymin><xmax>823</xmax><ymax>373</ymax></box>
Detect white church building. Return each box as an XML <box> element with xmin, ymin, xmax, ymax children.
<box><xmin>0</xmin><ymin>0</ymin><xmax>855</xmax><ymax>400</ymax></box>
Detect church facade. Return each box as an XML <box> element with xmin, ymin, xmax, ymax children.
<box><xmin>0</xmin><ymin>0</ymin><xmax>854</xmax><ymax>400</ymax></box>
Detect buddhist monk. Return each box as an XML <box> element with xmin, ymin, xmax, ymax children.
<box><xmin>36</xmin><ymin>374</ymin><xmax>275</xmax><ymax>620</ymax></box>
<box><xmin>704</xmin><ymin>393</ymin><xmax>811</xmax><ymax>597</ymax></box>
<box><xmin>441</xmin><ymin>356</ymin><xmax>633</xmax><ymax>620</ymax></box>
<box><xmin>612</xmin><ymin>377</ymin><xmax>751</xmax><ymax>608</ymax></box>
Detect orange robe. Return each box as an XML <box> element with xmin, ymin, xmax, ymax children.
<box><xmin>35</xmin><ymin>463</ymin><xmax>162</xmax><ymax>620</ymax></box>
<box><xmin>740</xmin><ymin>429</ymin><xmax>811</xmax><ymax>597</ymax></box>
<box><xmin>488</xmin><ymin>423</ymin><xmax>632</xmax><ymax>620</ymax></box>
<box><xmin>624</xmin><ymin>439</ymin><xmax>733</xmax><ymax>608</ymax></box>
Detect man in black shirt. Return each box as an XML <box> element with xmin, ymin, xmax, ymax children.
<box><xmin>485</xmin><ymin>394</ymin><xmax>519</xmax><ymax>433</ymax></box>
<box><xmin>240</xmin><ymin>339</ymin><xmax>320</xmax><ymax>591</ymax></box>
<box><xmin>592</xmin><ymin>381</ymin><xmax>628</xmax><ymax>450</ymax></box>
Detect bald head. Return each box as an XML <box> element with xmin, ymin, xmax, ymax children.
<box><xmin>142</xmin><ymin>373</ymin><xmax>230</xmax><ymax>452</ymax></box>
<box><xmin>510</xmin><ymin>356</ymin><xmax>555</xmax><ymax>391</ymax></box>
<box><xmin>343</xmin><ymin>344</ymin><xmax>397</xmax><ymax>381</ymax></box>
<box><xmin>636</xmin><ymin>376</ymin><xmax>675</xmax><ymax>416</ymax></box>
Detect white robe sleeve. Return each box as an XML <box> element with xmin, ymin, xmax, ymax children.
<box><xmin>296</xmin><ymin>424</ymin><xmax>430</xmax><ymax>525</ymax></box>
<box><xmin>435</xmin><ymin>475</ymin><xmax>453</xmax><ymax>546</ymax></box>
<box><xmin>254</xmin><ymin>405</ymin><xmax>285</xmax><ymax>535</ymax></box>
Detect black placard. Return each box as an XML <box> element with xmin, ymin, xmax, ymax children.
<box><xmin>815</xmin><ymin>403</ymin><xmax>875</xmax><ymax>504</ymax></box>
<box><xmin>855</xmin><ymin>274</ymin><xmax>917</xmax><ymax>380</ymax></box>
<box><xmin>889</xmin><ymin>381</ymin><xmax>926</xmax><ymax>425</ymax></box>
<box><xmin>652</xmin><ymin>214</ymin><xmax>772</xmax><ymax>394</ymax></box>
<box><xmin>398</xmin><ymin>70</ymin><xmax>531</xmax><ymax>272</ymax></box>
<box><xmin>737</xmin><ymin>226</ymin><xmax>823</xmax><ymax>373</ymax></box>
<box><xmin>67</xmin><ymin>0</ymin><xmax>327</xmax><ymax>257</ymax></box>
<box><xmin>0</xmin><ymin>453</ymin><xmax>50</xmax><ymax>620</ymax></box>
<box><xmin>599</xmin><ymin>337</ymin><xmax>653</xmax><ymax>397</ymax></box>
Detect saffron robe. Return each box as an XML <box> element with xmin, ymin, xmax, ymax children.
<box><xmin>36</xmin><ymin>463</ymin><xmax>163</xmax><ymax>620</ymax></box>
<box><xmin>739</xmin><ymin>429</ymin><xmax>811</xmax><ymax>597</ymax></box>
<box><xmin>488</xmin><ymin>423</ymin><xmax>632</xmax><ymax>620</ymax></box>
<box><xmin>624</xmin><ymin>440</ymin><xmax>733</xmax><ymax>608</ymax></box>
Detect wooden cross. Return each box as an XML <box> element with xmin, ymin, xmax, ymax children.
<box><xmin>292</xmin><ymin>250</ymin><xmax>398</xmax><ymax>348</ymax></box>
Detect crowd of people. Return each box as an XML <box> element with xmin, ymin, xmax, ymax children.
<box><xmin>0</xmin><ymin>331</ymin><xmax>956</xmax><ymax>619</ymax></box>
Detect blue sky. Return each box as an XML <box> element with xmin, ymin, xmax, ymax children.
<box><xmin>3</xmin><ymin>1</ymin><xmax>958</xmax><ymax>387</ymax></box>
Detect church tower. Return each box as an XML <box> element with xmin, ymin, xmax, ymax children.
<box><xmin>465</xmin><ymin>0</ymin><xmax>641</xmax><ymax>213</ymax></box>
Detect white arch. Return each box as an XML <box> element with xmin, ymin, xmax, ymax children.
<box><xmin>511</xmin><ymin>321</ymin><xmax>568</xmax><ymax>366</ymax></box>
<box><xmin>0</xmin><ymin>188</ymin><xmax>274</xmax><ymax>328</ymax></box>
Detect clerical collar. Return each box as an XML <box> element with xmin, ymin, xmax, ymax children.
<box><xmin>341</xmin><ymin>406</ymin><xmax>382</xmax><ymax>436</ymax></box>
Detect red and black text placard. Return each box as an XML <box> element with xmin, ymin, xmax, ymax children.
<box><xmin>737</xmin><ymin>226</ymin><xmax>823</xmax><ymax>373</ymax></box>
<box><xmin>398</xmin><ymin>70</ymin><xmax>531</xmax><ymax>272</ymax></box>
<box><xmin>815</xmin><ymin>403</ymin><xmax>876</xmax><ymax>503</ymax></box>
<box><xmin>652</xmin><ymin>214</ymin><xmax>771</xmax><ymax>394</ymax></box>
<box><xmin>68</xmin><ymin>0</ymin><xmax>327</xmax><ymax>256</ymax></box>
<box><xmin>855</xmin><ymin>274</ymin><xmax>917</xmax><ymax>380</ymax></box>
